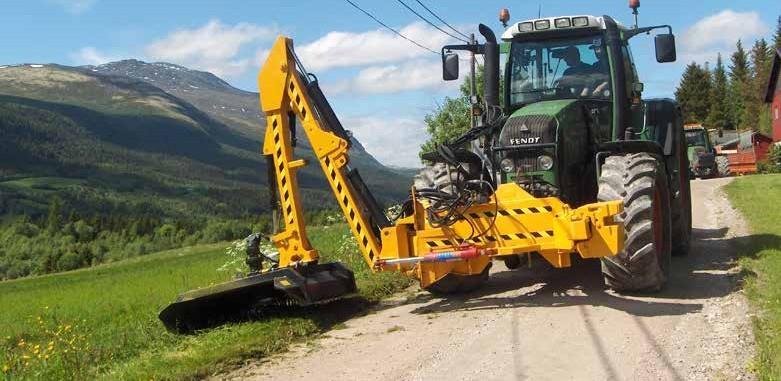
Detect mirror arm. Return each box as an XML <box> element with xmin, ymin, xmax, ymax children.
<box><xmin>625</xmin><ymin>24</ymin><xmax>672</xmax><ymax>39</ymax></box>
<box><xmin>442</xmin><ymin>44</ymin><xmax>484</xmax><ymax>55</ymax></box>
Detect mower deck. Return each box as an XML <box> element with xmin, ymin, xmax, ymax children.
<box><xmin>159</xmin><ymin>262</ymin><xmax>356</xmax><ymax>333</ymax></box>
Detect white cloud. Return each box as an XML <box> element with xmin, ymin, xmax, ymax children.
<box><xmin>255</xmin><ymin>48</ymin><xmax>270</xmax><ymax>64</ymax></box>
<box><xmin>144</xmin><ymin>20</ymin><xmax>277</xmax><ymax>77</ymax></box>
<box><xmin>680</xmin><ymin>10</ymin><xmax>770</xmax><ymax>64</ymax></box>
<box><xmin>51</xmin><ymin>0</ymin><xmax>96</xmax><ymax>14</ymax></box>
<box><xmin>297</xmin><ymin>22</ymin><xmax>456</xmax><ymax>71</ymax></box>
<box><xmin>327</xmin><ymin>59</ymin><xmax>460</xmax><ymax>94</ymax></box>
<box><xmin>70</xmin><ymin>47</ymin><xmax>117</xmax><ymax>65</ymax></box>
<box><xmin>342</xmin><ymin>116</ymin><xmax>428</xmax><ymax>168</ymax></box>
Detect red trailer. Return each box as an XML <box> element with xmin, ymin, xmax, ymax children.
<box><xmin>722</xmin><ymin>131</ymin><xmax>774</xmax><ymax>175</ymax></box>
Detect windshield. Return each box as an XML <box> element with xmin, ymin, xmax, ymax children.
<box><xmin>685</xmin><ymin>130</ymin><xmax>707</xmax><ymax>147</ymax></box>
<box><xmin>508</xmin><ymin>35</ymin><xmax>611</xmax><ymax>107</ymax></box>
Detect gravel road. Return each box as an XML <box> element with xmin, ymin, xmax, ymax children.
<box><xmin>218</xmin><ymin>178</ymin><xmax>755</xmax><ymax>381</ymax></box>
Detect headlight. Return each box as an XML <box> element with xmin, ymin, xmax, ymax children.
<box><xmin>538</xmin><ymin>155</ymin><xmax>554</xmax><ymax>170</ymax></box>
<box><xmin>572</xmin><ymin>17</ymin><xmax>589</xmax><ymax>27</ymax></box>
<box><xmin>500</xmin><ymin>158</ymin><xmax>515</xmax><ymax>173</ymax></box>
<box><xmin>518</xmin><ymin>22</ymin><xmax>533</xmax><ymax>33</ymax></box>
<box><xmin>534</xmin><ymin>20</ymin><xmax>550</xmax><ymax>30</ymax></box>
<box><xmin>554</xmin><ymin>18</ymin><xmax>571</xmax><ymax>28</ymax></box>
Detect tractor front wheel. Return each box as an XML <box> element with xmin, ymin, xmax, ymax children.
<box><xmin>598</xmin><ymin>153</ymin><xmax>672</xmax><ymax>292</ymax></box>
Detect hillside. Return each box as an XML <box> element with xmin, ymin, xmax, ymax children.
<box><xmin>0</xmin><ymin>62</ymin><xmax>411</xmax><ymax>220</ymax></box>
<box><xmin>84</xmin><ymin>59</ymin><xmax>386</xmax><ymax>168</ymax></box>
<box><xmin>0</xmin><ymin>226</ymin><xmax>410</xmax><ymax>380</ymax></box>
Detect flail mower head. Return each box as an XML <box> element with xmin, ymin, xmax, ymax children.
<box><xmin>159</xmin><ymin>236</ymin><xmax>356</xmax><ymax>333</ymax></box>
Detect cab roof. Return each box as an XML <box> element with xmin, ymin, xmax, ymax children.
<box><xmin>501</xmin><ymin>15</ymin><xmax>627</xmax><ymax>41</ymax></box>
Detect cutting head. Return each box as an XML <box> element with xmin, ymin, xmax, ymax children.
<box><xmin>159</xmin><ymin>262</ymin><xmax>356</xmax><ymax>333</ymax></box>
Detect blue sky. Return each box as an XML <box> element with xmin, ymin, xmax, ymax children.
<box><xmin>2</xmin><ymin>0</ymin><xmax>779</xmax><ymax>167</ymax></box>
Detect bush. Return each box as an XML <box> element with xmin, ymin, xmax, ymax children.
<box><xmin>56</xmin><ymin>252</ymin><xmax>82</xmax><ymax>271</ymax></box>
<box><xmin>73</xmin><ymin>220</ymin><xmax>95</xmax><ymax>242</ymax></box>
<box><xmin>11</xmin><ymin>222</ymin><xmax>40</xmax><ymax>238</ymax></box>
<box><xmin>761</xmin><ymin>145</ymin><xmax>781</xmax><ymax>173</ymax></box>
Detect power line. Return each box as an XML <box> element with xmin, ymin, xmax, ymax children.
<box><xmin>396</xmin><ymin>0</ymin><xmax>469</xmax><ymax>43</ymax></box>
<box><xmin>343</xmin><ymin>0</ymin><xmax>439</xmax><ymax>55</ymax></box>
<box><xmin>413</xmin><ymin>0</ymin><xmax>471</xmax><ymax>41</ymax></box>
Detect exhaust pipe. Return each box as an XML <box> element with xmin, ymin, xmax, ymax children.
<box><xmin>479</xmin><ymin>24</ymin><xmax>499</xmax><ymax>112</ymax></box>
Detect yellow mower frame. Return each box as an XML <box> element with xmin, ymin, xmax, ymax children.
<box><xmin>259</xmin><ymin>36</ymin><xmax>624</xmax><ymax>289</ymax></box>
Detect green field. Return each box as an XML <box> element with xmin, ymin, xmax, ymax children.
<box><xmin>726</xmin><ymin>175</ymin><xmax>781</xmax><ymax>380</ymax></box>
<box><xmin>0</xmin><ymin>224</ymin><xmax>410</xmax><ymax>380</ymax></box>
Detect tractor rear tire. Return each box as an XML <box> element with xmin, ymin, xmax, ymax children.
<box><xmin>413</xmin><ymin>162</ymin><xmax>462</xmax><ymax>195</ymax></box>
<box><xmin>716</xmin><ymin>156</ymin><xmax>730</xmax><ymax>177</ymax></box>
<box><xmin>414</xmin><ymin>162</ymin><xmax>489</xmax><ymax>294</ymax></box>
<box><xmin>598</xmin><ymin>153</ymin><xmax>672</xmax><ymax>292</ymax></box>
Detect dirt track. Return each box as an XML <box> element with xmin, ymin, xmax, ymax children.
<box><xmin>219</xmin><ymin>178</ymin><xmax>755</xmax><ymax>381</ymax></box>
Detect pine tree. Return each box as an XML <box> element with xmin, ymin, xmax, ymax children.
<box><xmin>774</xmin><ymin>15</ymin><xmax>781</xmax><ymax>52</ymax></box>
<box><xmin>46</xmin><ymin>197</ymin><xmax>63</xmax><ymax>232</ymax></box>
<box><xmin>750</xmin><ymin>39</ymin><xmax>774</xmax><ymax>134</ymax></box>
<box><xmin>706</xmin><ymin>54</ymin><xmax>730</xmax><ymax>130</ymax></box>
<box><xmin>675</xmin><ymin>62</ymin><xmax>712</xmax><ymax>123</ymax></box>
<box><xmin>729</xmin><ymin>40</ymin><xmax>752</xmax><ymax>130</ymax></box>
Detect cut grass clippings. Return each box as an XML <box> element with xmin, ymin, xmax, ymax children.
<box><xmin>0</xmin><ymin>224</ymin><xmax>411</xmax><ymax>380</ymax></box>
<box><xmin>725</xmin><ymin>174</ymin><xmax>781</xmax><ymax>380</ymax></box>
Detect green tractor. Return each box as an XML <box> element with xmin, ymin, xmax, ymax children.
<box><xmin>420</xmin><ymin>8</ymin><xmax>691</xmax><ymax>291</ymax></box>
<box><xmin>684</xmin><ymin>124</ymin><xmax>723</xmax><ymax>178</ymax></box>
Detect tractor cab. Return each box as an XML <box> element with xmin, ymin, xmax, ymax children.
<box><xmin>503</xmin><ymin>16</ymin><xmax>617</xmax><ymax>110</ymax></box>
<box><xmin>487</xmin><ymin>14</ymin><xmax>677</xmax><ymax>206</ymax></box>
<box><xmin>684</xmin><ymin>124</ymin><xmax>718</xmax><ymax>178</ymax></box>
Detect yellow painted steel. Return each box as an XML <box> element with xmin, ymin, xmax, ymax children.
<box><xmin>259</xmin><ymin>36</ymin><xmax>382</xmax><ymax>269</ymax></box>
<box><xmin>381</xmin><ymin>183</ymin><xmax>623</xmax><ymax>288</ymax></box>
<box><xmin>257</xmin><ymin>36</ymin><xmax>624</xmax><ymax>288</ymax></box>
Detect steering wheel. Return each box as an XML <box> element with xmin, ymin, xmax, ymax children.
<box><xmin>552</xmin><ymin>78</ymin><xmax>574</xmax><ymax>97</ymax></box>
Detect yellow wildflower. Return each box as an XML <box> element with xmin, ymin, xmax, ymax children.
<box><xmin>44</xmin><ymin>354</ymin><xmax>49</xmax><ymax>360</ymax></box>
<box><xmin>2</xmin><ymin>364</ymin><xmax>9</xmax><ymax>373</ymax></box>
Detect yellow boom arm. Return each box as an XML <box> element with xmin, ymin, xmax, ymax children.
<box><xmin>259</xmin><ymin>36</ymin><xmax>383</xmax><ymax>269</ymax></box>
<box><xmin>258</xmin><ymin>36</ymin><xmax>624</xmax><ymax>289</ymax></box>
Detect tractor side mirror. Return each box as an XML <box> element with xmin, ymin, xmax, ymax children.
<box><xmin>442</xmin><ymin>53</ymin><xmax>459</xmax><ymax>81</ymax></box>
<box><xmin>654</xmin><ymin>34</ymin><xmax>676</xmax><ymax>63</ymax></box>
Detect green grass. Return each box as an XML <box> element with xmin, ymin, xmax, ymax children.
<box><xmin>0</xmin><ymin>177</ymin><xmax>86</xmax><ymax>191</ymax></box>
<box><xmin>0</xmin><ymin>224</ymin><xmax>410</xmax><ymax>380</ymax></box>
<box><xmin>726</xmin><ymin>174</ymin><xmax>781</xmax><ymax>380</ymax></box>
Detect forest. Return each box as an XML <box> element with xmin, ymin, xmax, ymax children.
<box><xmin>675</xmin><ymin>16</ymin><xmax>781</xmax><ymax>133</ymax></box>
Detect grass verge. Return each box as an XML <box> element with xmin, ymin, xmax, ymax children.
<box><xmin>725</xmin><ymin>175</ymin><xmax>781</xmax><ymax>379</ymax></box>
<box><xmin>0</xmin><ymin>224</ymin><xmax>411</xmax><ymax>380</ymax></box>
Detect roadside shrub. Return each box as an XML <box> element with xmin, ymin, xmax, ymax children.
<box><xmin>761</xmin><ymin>145</ymin><xmax>781</xmax><ymax>173</ymax></box>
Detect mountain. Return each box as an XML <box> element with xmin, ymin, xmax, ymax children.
<box><xmin>85</xmin><ymin>60</ymin><xmax>263</xmax><ymax>139</ymax></box>
<box><xmin>84</xmin><ymin>59</ymin><xmax>383</xmax><ymax>164</ymax></box>
<box><xmin>0</xmin><ymin>62</ymin><xmax>411</xmax><ymax>221</ymax></box>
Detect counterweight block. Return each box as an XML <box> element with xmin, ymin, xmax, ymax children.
<box><xmin>159</xmin><ymin>262</ymin><xmax>356</xmax><ymax>333</ymax></box>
